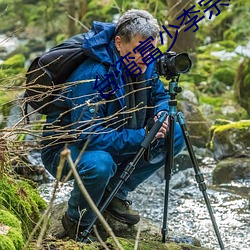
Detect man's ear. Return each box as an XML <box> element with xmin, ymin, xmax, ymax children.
<box><xmin>115</xmin><ymin>36</ymin><xmax>122</xmax><ymax>51</ymax></box>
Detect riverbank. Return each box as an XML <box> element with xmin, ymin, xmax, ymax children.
<box><xmin>38</xmin><ymin>155</ymin><xmax>250</xmax><ymax>250</ymax></box>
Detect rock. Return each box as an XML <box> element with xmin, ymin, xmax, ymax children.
<box><xmin>181</xmin><ymin>89</ymin><xmax>198</xmax><ymax>105</ymax></box>
<box><xmin>155</xmin><ymin>147</ymin><xmax>213</xmax><ymax>182</ymax></box>
<box><xmin>209</xmin><ymin>120</ymin><xmax>250</xmax><ymax>160</ymax></box>
<box><xmin>179</xmin><ymin>100</ymin><xmax>211</xmax><ymax>148</ymax></box>
<box><xmin>170</xmin><ymin>169</ymin><xmax>193</xmax><ymax>189</ymax></box>
<box><xmin>213</xmin><ymin>157</ymin><xmax>250</xmax><ymax>184</ymax></box>
<box><xmin>44</xmin><ymin>202</ymin><xmax>211</xmax><ymax>250</ymax></box>
<box><xmin>199</xmin><ymin>103</ymin><xmax>213</xmax><ymax>117</ymax></box>
<box><xmin>221</xmin><ymin>105</ymin><xmax>237</xmax><ymax>116</ymax></box>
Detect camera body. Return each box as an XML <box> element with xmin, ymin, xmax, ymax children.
<box><xmin>156</xmin><ymin>51</ymin><xmax>192</xmax><ymax>79</ymax></box>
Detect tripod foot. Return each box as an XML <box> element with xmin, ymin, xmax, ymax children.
<box><xmin>161</xmin><ymin>227</ymin><xmax>168</xmax><ymax>243</ymax></box>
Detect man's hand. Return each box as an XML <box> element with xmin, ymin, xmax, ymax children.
<box><xmin>154</xmin><ymin>111</ymin><xmax>169</xmax><ymax>139</ymax></box>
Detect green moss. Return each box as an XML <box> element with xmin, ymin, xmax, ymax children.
<box><xmin>213</xmin><ymin>120</ymin><xmax>250</xmax><ymax>133</ymax></box>
<box><xmin>0</xmin><ymin>209</ymin><xmax>24</xmax><ymax>249</ymax></box>
<box><xmin>217</xmin><ymin>40</ymin><xmax>237</xmax><ymax>52</ymax></box>
<box><xmin>213</xmin><ymin>67</ymin><xmax>235</xmax><ymax>86</ymax></box>
<box><xmin>199</xmin><ymin>95</ymin><xmax>224</xmax><ymax>107</ymax></box>
<box><xmin>0</xmin><ymin>235</ymin><xmax>16</xmax><ymax>250</ymax></box>
<box><xmin>0</xmin><ymin>209</ymin><xmax>21</xmax><ymax>229</ymax></box>
<box><xmin>0</xmin><ymin>175</ymin><xmax>46</xmax><ymax>239</ymax></box>
<box><xmin>7</xmin><ymin>228</ymin><xmax>24</xmax><ymax>249</ymax></box>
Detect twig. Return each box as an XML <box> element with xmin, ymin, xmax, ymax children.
<box><xmin>93</xmin><ymin>225</ymin><xmax>110</xmax><ymax>250</ymax></box>
<box><xmin>61</xmin><ymin>148</ymin><xmax>124</xmax><ymax>250</ymax></box>
<box><xmin>68</xmin><ymin>14</ymin><xmax>90</xmax><ymax>31</ymax></box>
<box><xmin>134</xmin><ymin>218</ymin><xmax>142</xmax><ymax>250</ymax></box>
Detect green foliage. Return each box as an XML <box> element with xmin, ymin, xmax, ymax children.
<box><xmin>0</xmin><ymin>54</ymin><xmax>26</xmax><ymax>86</ymax></box>
<box><xmin>199</xmin><ymin>10</ymin><xmax>234</xmax><ymax>44</ymax></box>
<box><xmin>1</xmin><ymin>54</ymin><xmax>25</xmax><ymax>69</ymax></box>
<box><xmin>198</xmin><ymin>0</ymin><xmax>250</xmax><ymax>45</ymax></box>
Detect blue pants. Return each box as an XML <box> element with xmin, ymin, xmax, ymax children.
<box><xmin>41</xmin><ymin>123</ymin><xmax>185</xmax><ymax>226</ymax></box>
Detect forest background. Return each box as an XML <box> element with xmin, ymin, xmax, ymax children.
<box><xmin>0</xmin><ymin>0</ymin><xmax>250</xmax><ymax>126</ymax></box>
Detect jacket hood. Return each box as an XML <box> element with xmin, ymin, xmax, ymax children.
<box><xmin>82</xmin><ymin>21</ymin><xmax>116</xmax><ymax>65</ymax></box>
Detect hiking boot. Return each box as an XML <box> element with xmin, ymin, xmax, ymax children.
<box><xmin>61</xmin><ymin>213</ymin><xmax>97</xmax><ymax>243</ymax></box>
<box><xmin>105</xmin><ymin>196</ymin><xmax>140</xmax><ymax>225</ymax></box>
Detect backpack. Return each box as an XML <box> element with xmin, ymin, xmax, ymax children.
<box><xmin>24</xmin><ymin>34</ymin><xmax>86</xmax><ymax>115</ymax></box>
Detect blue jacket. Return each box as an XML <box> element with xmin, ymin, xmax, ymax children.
<box><xmin>44</xmin><ymin>21</ymin><xmax>170</xmax><ymax>156</ymax></box>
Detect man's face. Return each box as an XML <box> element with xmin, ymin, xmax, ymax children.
<box><xmin>115</xmin><ymin>35</ymin><xmax>157</xmax><ymax>74</ymax></box>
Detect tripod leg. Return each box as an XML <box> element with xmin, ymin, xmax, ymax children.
<box><xmin>177</xmin><ymin>112</ymin><xmax>225</xmax><ymax>250</ymax></box>
<box><xmin>162</xmin><ymin>114</ymin><xmax>175</xmax><ymax>243</ymax></box>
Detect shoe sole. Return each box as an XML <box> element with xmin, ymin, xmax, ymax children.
<box><xmin>105</xmin><ymin>210</ymin><xmax>140</xmax><ymax>225</ymax></box>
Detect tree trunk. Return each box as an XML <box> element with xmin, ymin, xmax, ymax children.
<box><xmin>167</xmin><ymin>0</ymin><xmax>196</xmax><ymax>56</ymax></box>
<box><xmin>67</xmin><ymin>0</ymin><xmax>76</xmax><ymax>36</ymax></box>
<box><xmin>78</xmin><ymin>0</ymin><xmax>88</xmax><ymax>20</ymax></box>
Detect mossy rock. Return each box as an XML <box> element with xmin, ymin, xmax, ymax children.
<box><xmin>209</xmin><ymin>120</ymin><xmax>250</xmax><ymax>160</ymax></box>
<box><xmin>213</xmin><ymin>157</ymin><xmax>250</xmax><ymax>184</ymax></box>
<box><xmin>0</xmin><ymin>209</ymin><xmax>24</xmax><ymax>250</ymax></box>
<box><xmin>28</xmin><ymin>237</ymin><xmax>211</xmax><ymax>250</ymax></box>
<box><xmin>0</xmin><ymin>175</ymin><xmax>47</xmax><ymax>239</ymax></box>
<box><xmin>213</xmin><ymin>67</ymin><xmax>235</xmax><ymax>86</ymax></box>
<box><xmin>199</xmin><ymin>92</ymin><xmax>249</xmax><ymax>122</ymax></box>
<box><xmin>106</xmin><ymin>237</ymin><xmax>210</xmax><ymax>250</ymax></box>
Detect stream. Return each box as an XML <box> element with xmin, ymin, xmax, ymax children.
<box><xmin>38</xmin><ymin>155</ymin><xmax>250</xmax><ymax>250</ymax></box>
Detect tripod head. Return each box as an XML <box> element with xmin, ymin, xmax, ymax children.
<box><xmin>168</xmin><ymin>76</ymin><xmax>182</xmax><ymax>100</ymax></box>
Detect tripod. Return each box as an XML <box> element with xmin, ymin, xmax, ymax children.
<box><xmin>82</xmin><ymin>77</ymin><xmax>225</xmax><ymax>250</ymax></box>
<box><xmin>162</xmin><ymin>77</ymin><xmax>225</xmax><ymax>249</ymax></box>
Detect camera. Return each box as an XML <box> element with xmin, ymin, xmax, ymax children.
<box><xmin>156</xmin><ymin>51</ymin><xmax>192</xmax><ymax>79</ymax></box>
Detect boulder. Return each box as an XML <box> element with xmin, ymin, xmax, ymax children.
<box><xmin>213</xmin><ymin>157</ymin><xmax>250</xmax><ymax>184</ymax></box>
<box><xmin>179</xmin><ymin>100</ymin><xmax>210</xmax><ymax>148</ymax></box>
<box><xmin>209</xmin><ymin>120</ymin><xmax>250</xmax><ymax>160</ymax></box>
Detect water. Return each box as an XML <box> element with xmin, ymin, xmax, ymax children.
<box><xmin>38</xmin><ymin>157</ymin><xmax>250</xmax><ymax>250</ymax></box>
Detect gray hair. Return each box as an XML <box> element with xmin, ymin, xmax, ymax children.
<box><xmin>115</xmin><ymin>9</ymin><xmax>160</xmax><ymax>43</ymax></box>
